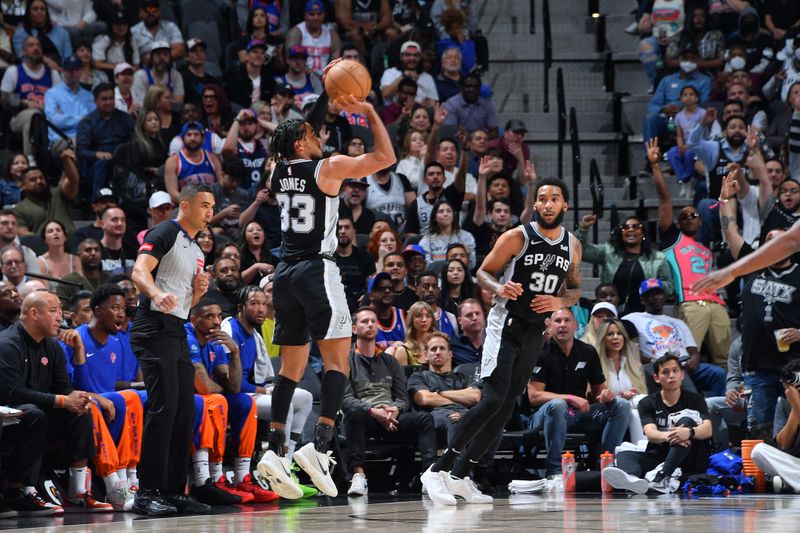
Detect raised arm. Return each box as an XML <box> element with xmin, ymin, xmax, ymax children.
<box><xmin>452</xmin><ymin>127</ymin><xmax>468</xmax><ymax>195</ymax></box>
<box><xmin>423</xmin><ymin>103</ymin><xmax>446</xmax><ymax>166</ymax></box>
<box><xmin>472</xmin><ymin>156</ymin><xmax>490</xmax><ymax>226</ymax></box>
<box><xmin>59</xmin><ymin>148</ymin><xmax>80</xmax><ymax>201</ymax></box>
<box><xmin>647</xmin><ymin>138</ymin><xmax>672</xmax><ymax>233</ymax></box>
<box><xmin>519</xmin><ymin>160</ymin><xmax>538</xmax><ymax>224</ymax></box>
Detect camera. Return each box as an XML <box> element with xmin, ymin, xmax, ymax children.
<box><xmin>780</xmin><ymin>360</ymin><xmax>800</xmax><ymax>386</ymax></box>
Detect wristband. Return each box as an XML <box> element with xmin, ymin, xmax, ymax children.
<box><xmin>56</xmin><ymin>395</ymin><xmax>65</xmax><ymax>408</ymax></box>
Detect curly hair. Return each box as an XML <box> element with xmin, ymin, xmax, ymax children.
<box><xmin>270</xmin><ymin>119</ymin><xmax>308</xmax><ymax>161</ymax></box>
<box><xmin>609</xmin><ymin>216</ymin><xmax>654</xmax><ymax>257</ymax></box>
<box><xmin>366</xmin><ymin>228</ymin><xmax>401</xmax><ymax>262</ymax></box>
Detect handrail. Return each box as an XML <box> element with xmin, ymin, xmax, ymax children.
<box><xmin>530</xmin><ymin>0</ymin><xmax>536</xmax><ymax>34</ymax></box>
<box><xmin>570</xmin><ymin>106</ymin><xmax>581</xmax><ymax>219</ymax></box>
<box><xmin>557</xmin><ymin>67</ymin><xmax>566</xmax><ymax>178</ymax></box>
<box><xmin>542</xmin><ymin>0</ymin><xmax>552</xmax><ymax>112</ymax></box>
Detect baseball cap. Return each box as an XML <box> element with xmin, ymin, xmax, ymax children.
<box><xmin>277</xmin><ymin>83</ymin><xmax>295</xmax><ymax>95</ymax></box>
<box><xmin>62</xmin><ymin>55</ymin><xmax>82</xmax><ymax>70</ymax></box>
<box><xmin>148</xmin><ymin>190</ymin><xmax>173</xmax><ymax>209</ymax></box>
<box><xmin>149</xmin><ymin>40</ymin><xmax>170</xmax><ymax>53</ymax></box>
<box><xmin>186</xmin><ymin>38</ymin><xmax>206</xmax><ymax>51</ymax></box>
<box><xmin>91</xmin><ymin>188</ymin><xmax>116</xmax><ymax>203</ymax></box>
<box><xmin>247</xmin><ymin>39</ymin><xmax>267</xmax><ymax>51</ymax></box>
<box><xmin>180</xmin><ymin>121</ymin><xmax>205</xmax><ymax>136</ymax></box>
<box><xmin>639</xmin><ymin>278</ymin><xmax>666</xmax><ymax>296</ymax></box>
<box><xmin>505</xmin><ymin>119</ymin><xmax>527</xmax><ymax>133</ymax></box>
<box><xmin>590</xmin><ymin>302</ymin><xmax>618</xmax><ymax>317</ymax></box>
<box><xmin>301</xmin><ymin>93</ymin><xmax>319</xmax><ymax>110</ymax></box>
<box><xmin>259</xmin><ymin>273</ymin><xmax>274</xmax><ymax>289</ymax></box>
<box><xmin>401</xmin><ymin>244</ymin><xmax>425</xmax><ymax>259</ymax></box>
<box><xmin>142</xmin><ymin>0</ymin><xmax>159</xmax><ymax>8</ymax></box>
<box><xmin>287</xmin><ymin>45</ymin><xmax>308</xmax><ymax>58</ymax></box>
<box><xmin>110</xmin><ymin>11</ymin><xmax>128</xmax><ymax>24</ymax></box>
<box><xmin>113</xmin><ymin>62</ymin><xmax>134</xmax><ymax>76</ymax></box>
<box><xmin>305</xmin><ymin>0</ymin><xmax>324</xmax><ymax>13</ymax></box>
<box><xmin>367</xmin><ymin>272</ymin><xmax>392</xmax><ymax>293</ymax></box>
<box><xmin>343</xmin><ymin>178</ymin><xmax>369</xmax><ymax>187</ymax></box>
<box><xmin>400</xmin><ymin>41</ymin><xmax>422</xmax><ymax>54</ymax></box>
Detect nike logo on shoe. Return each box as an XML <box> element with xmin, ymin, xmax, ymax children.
<box><xmin>314</xmin><ymin>453</ymin><xmax>328</xmax><ymax>476</ymax></box>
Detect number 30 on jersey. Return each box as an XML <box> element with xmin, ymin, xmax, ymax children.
<box><xmin>529</xmin><ymin>272</ymin><xmax>559</xmax><ymax>294</ymax></box>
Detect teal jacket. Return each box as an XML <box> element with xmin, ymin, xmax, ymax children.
<box><xmin>574</xmin><ymin>227</ymin><xmax>673</xmax><ymax>296</ymax></box>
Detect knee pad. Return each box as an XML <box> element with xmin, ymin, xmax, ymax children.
<box><xmin>320</xmin><ymin>370</ymin><xmax>348</xmax><ymax>421</ymax></box>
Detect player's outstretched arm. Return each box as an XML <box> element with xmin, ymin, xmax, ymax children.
<box><xmin>476</xmin><ymin>228</ymin><xmax>526</xmax><ymax>299</ymax></box>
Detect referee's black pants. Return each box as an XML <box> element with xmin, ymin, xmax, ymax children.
<box><xmin>131</xmin><ymin>311</ymin><xmax>195</xmax><ymax>494</ymax></box>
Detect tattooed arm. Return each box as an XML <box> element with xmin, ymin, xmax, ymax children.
<box><xmin>719</xmin><ymin>172</ymin><xmax>745</xmax><ymax>260</ymax></box>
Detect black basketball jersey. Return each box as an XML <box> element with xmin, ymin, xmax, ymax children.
<box><xmin>497</xmin><ymin>223</ymin><xmax>573</xmax><ymax>323</ymax></box>
<box><xmin>271</xmin><ymin>159</ymin><xmax>339</xmax><ymax>261</ymax></box>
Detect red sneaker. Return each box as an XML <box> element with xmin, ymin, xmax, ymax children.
<box><xmin>63</xmin><ymin>493</ymin><xmax>114</xmax><ymax>513</ymax></box>
<box><xmin>214</xmin><ymin>476</ymin><xmax>254</xmax><ymax>503</ymax></box>
<box><xmin>237</xmin><ymin>474</ymin><xmax>280</xmax><ymax>503</ymax></box>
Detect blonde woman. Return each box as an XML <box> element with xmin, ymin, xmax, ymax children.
<box><xmin>390</xmin><ymin>301</ymin><xmax>436</xmax><ymax>367</ymax></box>
<box><xmin>595</xmin><ymin>318</ymin><xmax>648</xmax><ymax>444</ymax></box>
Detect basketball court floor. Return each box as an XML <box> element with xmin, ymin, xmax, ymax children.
<box><xmin>0</xmin><ymin>492</ymin><xmax>797</xmax><ymax>532</ymax></box>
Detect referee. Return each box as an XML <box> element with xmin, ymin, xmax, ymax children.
<box><xmin>129</xmin><ymin>183</ymin><xmax>214</xmax><ymax>516</ymax></box>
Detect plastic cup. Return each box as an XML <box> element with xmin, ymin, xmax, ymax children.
<box><xmin>775</xmin><ymin>330</ymin><xmax>791</xmax><ymax>353</ymax></box>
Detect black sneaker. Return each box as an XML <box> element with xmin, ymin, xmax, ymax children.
<box><xmin>132</xmin><ymin>489</ymin><xmax>178</xmax><ymax>517</ymax></box>
<box><xmin>0</xmin><ymin>496</ymin><xmax>18</xmax><ymax>519</ymax></box>
<box><xmin>189</xmin><ymin>479</ymin><xmax>241</xmax><ymax>506</ymax></box>
<box><xmin>163</xmin><ymin>493</ymin><xmax>212</xmax><ymax>514</ymax></box>
<box><xmin>6</xmin><ymin>491</ymin><xmax>61</xmax><ymax>517</ymax></box>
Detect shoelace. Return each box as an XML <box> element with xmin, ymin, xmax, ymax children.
<box><xmin>30</xmin><ymin>493</ymin><xmax>53</xmax><ymax>507</ymax></box>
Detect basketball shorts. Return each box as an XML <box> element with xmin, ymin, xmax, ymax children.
<box><xmin>480</xmin><ymin>305</ymin><xmax>545</xmax><ymax>379</ymax></box>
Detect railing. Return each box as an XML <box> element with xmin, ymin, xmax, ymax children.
<box><xmin>589</xmin><ymin>158</ymin><xmax>603</xmax><ymax>277</ymax></box>
<box><xmin>542</xmin><ymin>0</ymin><xmax>552</xmax><ymax>112</ymax></box>
<box><xmin>570</xmin><ymin>106</ymin><xmax>581</xmax><ymax>218</ymax></box>
<box><xmin>530</xmin><ymin>0</ymin><xmax>536</xmax><ymax>34</ymax></box>
<box><xmin>557</xmin><ymin>67</ymin><xmax>566</xmax><ymax>178</ymax></box>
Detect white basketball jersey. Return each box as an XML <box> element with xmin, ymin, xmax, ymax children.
<box><xmin>298</xmin><ymin>22</ymin><xmax>332</xmax><ymax>75</ymax></box>
<box><xmin>365</xmin><ymin>172</ymin><xmax>407</xmax><ymax>230</ymax></box>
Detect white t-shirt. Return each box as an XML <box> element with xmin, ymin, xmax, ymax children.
<box><xmin>623</xmin><ymin>312</ymin><xmax>697</xmax><ymax>361</ymax></box>
<box><xmin>92</xmin><ymin>34</ymin><xmax>141</xmax><ymax>66</ymax></box>
<box><xmin>131</xmin><ymin>20</ymin><xmax>184</xmax><ymax>54</ymax></box>
<box><xmin>416</xmin><ymin>166</ymin><xmax>477</xmax><ymax>196</ymax></box>
<box><xmin>379</xmin><ymin>67</ymin><xmax>439</xmax><ymax>103</ymax></box>
<box><xmin>739</xmin><ymin>186</ymin><xmax>760</xmax><ymax>245</ymax></box>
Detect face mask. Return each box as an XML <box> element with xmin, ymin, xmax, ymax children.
<box><xmin>680</xmin><ymin>61</ymin><xmax>697</xmax><ymax>73</ymax></box>
<box><xmin>729</xmin><ymin>56</ymin><xmax>746</xmax><ymax>70</ymax></box>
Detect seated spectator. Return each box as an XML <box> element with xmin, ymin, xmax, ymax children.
<box><xmin>1</xmin><ymin>246</ymin><xmax>28</xmax><ymax>288</ymax></box>
<box><xmin>603</xmin><ymin>353</ymin><xmax>713</xmax><ymax>494</ymax></box>
<box><xmin>340</xmin><ymin>178</ymin><xmax>378</xmax><ymax>236</ymax></box>
<box><xmin>65</xmin><ymin>289</ymin><xmax>92</xmax><ymax>327</ymax></box>
<box><xmin>581</xmin><ymin>300</ymin><xmax>618</xmax><ymax>346</ymax></box>
<box><xmin>576</xmin><ymin>214</ymin><xmax>671</xmax><ymax>314</ymax></box>
<box><xmin>200</xmin><ymin>84</ymin><xmax>233</xmax><ymax>137</ymax></box>
<box><xmin>230</xmin><ymin>7</ymin><xmax>283</xmax><ymax>66</ymax></box>
<box><xmin>642</xmin><ymin>43</ymin><xmax>711</xmax><ymax>151</ymax></box>
<box><xmin>275</xmin><ymin>45</ymin><xmax>322</xmax><ymax>110</ymax></box>
<box><xmin>624</xmin><ymin>278</ymin><xmax>727</xmax><ymax>396</ymax></box>
<box><xmin>390</xmin><ymin>300</ymin><xmax>436</xmax><ymax>367</ymax></box>
<box><xmin>487</xmin><ymin>119</ymin><xmax>529</xmax><ymax>180</ymax></box>
<box><xmin>56</xmin><ymin>239</ymin><xmax>110</xmax><ymax>308</ymax></box>
<box><xmin>442</xmin><ymin>73</ymin><xmax>498</xmax><ymax>136</ymax></box>
<box><xmin>665</xmin><ymin>85</ymin><xmax>706</xmax><ymax>188</ymax></box>
<box><xmin>398</xmin><ymin>105</ymin><xmax>432</xmax><ymax>147</ymax></box>
<box><xmin>416</xmin><ymin>270</ymin><xmax>458</xmax><ymax>337</ymax></box>
<box><xmin>335</xmin><ymin>0</ymin><xmax>396</xmax><ymax>57</ymax></box>
<box><xmin>342</xmin><ymin>306</ymin><xmax>438</xmax><ymax>496</ymax></box>
<box><xmin>164</xmin><ymin>122</ymin><xmax>221</xmax><ymax>202</ymax></box>
<box><xmin>726</xmin><ymin>8</ymin><xmax>776</xmax><ymax>78</ymax></box>
<box><xmin>180</xmin><ymin>38</ymin><xmax>220</xmax><ymax>106</ymax></box>
<box><xmin>402</xmin><ymin>244</ymin><xmax>427</xmax><ymax>289</ymax></box>
<box><xmin>74</xmin><ymin>40</ymin><xmax>109</xmax><ymax>91</ymax></box>
<box><xmin>467</xmin><ymin>166</ymin><xmax>516</xmax><ymax>258</ymax></box>
<box><xmin>440</xmin><ymin>258</ymin><xmax>474</xmax><ymax>317</ymax></box>
<box><xmin>450</xmin><ymin>298</ymin><xmax>485</xmax><ymax>366</ymax></box>
<box><xmin>135</xmin><ymin>191</ymin><xmax>173</xmax><ymax>245</ymax></box>
<box><xmin>194</xmin><ymin>227</ymin><xmax>216</xmax><ymax>266</ymax></box>
<box><xmin>0</xmin><ymin>153</ymin><xmax>27</xmax><ymax>209</ymax></box>
<box><xmin>431</xmin><ymin>0</ymin><xmax>478</xmax><ymax>39</ymax></box>
<box><xmin>419</xmin><ymin>199</ymin><xmax>476</xmax><ymax>269</ymax></box>
<box><xmin>366</xmin><ymin>227</ymin><xmax>399</xmax><ymax>273</ymax></box>
<box><xmin>637</xmin><ymin>0</ymin><xmax>684</xmax><ymax>86</ymax></box>
<box><xmin>380</xmin><ymin>40</ymin><xmax>438</xmax><ymax>108</ymax></box>
<box><xmin>436</xmin><ymin>46</ymin><xmax>463</xmax><ymax>104</ymax></box>
<box><xmin>130</xmin><ymin>0</ymin><xmax>184</xmax><ymax>62</ymax></box>
<box><xmin>98</xmin><ymin>206</ymin><xmax>136</xmax><ymax>275</ymax></box>
<box><xmin>368</xmin><ymin>271</ymin><xmax>406</xmax><ymax>351</ymax></box>
<box><xmin>594</xmin><ymin>318</ymin><xmax>648</xmax><ymax>444</ymax></box>
<box><xmin>92</xmin><ymin>11</ymin><xmax>140</xmax><ymax>73</ymax></box>
<box><xmin>269</xmin><ymin>83</ymin><xmax>303</xmax><ymax>124</ymax></box>
<box><xmin>663</xmin><ymin>5</ymin><xmax>725</xmax><ymax>74</ymax></box>
<box><xmin>44</xmin><ymin>54</ymin><xmax>94</xmax><ymax>154</ymax></box>
<box><xmin>143</xmin><ymin>85</ymin><xmax>181</xmax><ymax>146</ymax></box>
<box><xmin>46</xmin><ymin>0</ymin><xmax>105</xmax><ymax>46</ymax></box>
<box><xmin>396</xmin><ymin>130</ymin><xmax>426</xmax><ymax>190</ymax></box>
<box><xmin>285</xmin><ymin>1</ymin><xmax>341</xmax><ymax>77</ymax></box>
<box><xmin>335</xmin><ymin>216</ymin><xmax>376</xmax><ymax>313</ymax></box>
<box><xmin>0</xmin><ymin>280</ymin><xmax>21</xmax><ymax>331</ymax></box>
<box><xmin>225</xmin><ymin>39</ymin><xmax>277</xmax><ymax>109</ymax></box>
<box><xmin>527</xmin><ymin>309</ymin><xmax>631</xmax><ymax>479</ymax></box>
<box><xmin>704</xmin><ymin>336</ymin><xmax>746</xmax><ymax>448</ymax></box>
<box><xmin>0</xmin><ymin>210</ymin><xmax>39</xmax><ymax>274</ymax></box>
<box><xmin>378</xmin><ymin>76</ymin><xmax>417</xmax><ymax>126</ymax></box>
<box><xmin>77</xmin><ymin>82</ymin><xmax>134</xmax><ymax>192</ymax></box>
<box><xmin>237</xmin><ymin>176</ymin><xmax>281</xmax><ymax>252</ymax></box>
<box><xmin>726</xmin><ymin>82</ymin><xmax>768</xmax><ymax>130</ymax></box>
<box><xmin>238</xmin><ymin>220</ymin><xmax>278</xmax><ymax>286</ymax></box>
<box><xmin>365</xmin><ymin>168</ymin><xmax>415</xmax><ymax>234</ymax></box>
<box><xmin>131</xmin><ymin>40</ymin><xmax>184</xmax><ymax>106</ymax></box>
<box><xmin>383</xmin><ymin>251</ymin><xmax>417</xmax><ymax>310</ymax></box>
<box><xmin>423</xmin><ymin>111</ymin><xmax>476</xmax><ymax>199</ymax></box>
<box><xmin>37</xmin><ymin>219</ymin><xmax>80</xmax><ymax>279</ymax></box>
<box><xmin>0</xmin><ymin>291</ymin><xmax>111</xmax><ymax>514</ymax></box>
<box><xmin>258</xmin><ymin>274</ymin><xmax>279</xmax><ymax>357</ymax></box>
<box><xmin>13</xmin><ymin>0</ymin><xmax>72</xmax><ymax>69</ymax></box>
<box><xmin>113</xmin><ymin>62</ymin><xmax>137</xmax><ymax>114</ymax></box>
<box><xmin>209</xmin><ymin>158</ymin><xmax>248</xmax><ymax>239</ymax></box>
<box><xmin>14</xmin><ymin>151</ymin><xmax>79</xmax><ymax>236</ymax></box>
<box><xmin>437</xmin><ymin>9</ymin><xmax>477</xmax><ymax>75</ymax></box>
<box><xmin>1</xmin><ymin>36</ymin><xmax>62</xmax><ymax>156</ymax></box>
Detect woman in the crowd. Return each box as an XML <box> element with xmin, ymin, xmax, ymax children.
<box><xmin>440</xmin><ymin>258</ymin><xmax>474</xmax><ymax>317</ymax></box>
<box><xmin>195</xmin><ymin>227</ymin><xmax>217</xmax><ymax>267</ymax></box>
<box><xmin>37</xmin><ymin>220</ymin><xmax>81</xmax><ymax>281</ymax></box>
<box><xmin>397</xmin><ymin>105</ymin><xmax>432</xmax><ymax>148</ymax></box>
<box><xmin>396</xmin><ymin>130</ymin><xmax>427</xmax><ymax>190</ymax></box>
<box><xmin>200</xmin><ymin>83</ymin><xmax>234</xmax><ymax>137</ymax></box>
<box><xmin>390</xmin><ymin>301</ymin><xmax>436</xmax><ymax>368</ymax></box>
<box><xmin>75</xmin><ymin>40</ymin><xmax>109</xmax><ymax>91</ymax></box>
<box><xmin>238</xmin><ymin>220</ymin><xmax>278</xmax><ymax>285</ymax></box>
<box><xmin>419</xmin><ymin>199</ymin><xmax>476</xmax><ymax>269</ymax></box>
<box><xmin>0</xmin><ymin>152</ymin><xmax>26</xmax><ymax>208</ymax></box>
<box><xmin>143</xmin><ymin>85</ymin><xmax>181</xmax><ymax>147</ymax></box>
<box><xmin>367</xmin><ymin>227</ymin><xmax>401</xmax><ymax>271</ymax></box>
<box><xmin>595</xmin><ymin>318</ymin><xmax>648</xmax><ymax>444</ymax></box>
<box><xmin>13</xmin><ymin>0</ymin><xmax>71</xmax><ymax>68</ymax></box>
<box><xmin>92</xmin><ymin>11</ymin><xmax>139</xmax><ymax>73</ymax></box>
<box><xmin>576</xmin><ymin>214</ymin><xmax>671</xmax><ymax>314</ymax></box>
<box><xmin>663</xmin><ymin>4</ymin><xmax>724</xmax><ymax>73</ymax></box>
<box><xmin>230</xmin><ymin>7</ymin><xmax>282</xmax><ymax>65</ymax></box>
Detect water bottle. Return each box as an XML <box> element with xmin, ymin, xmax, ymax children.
<box><xmin>562</xmin><ymin>451</ymin><xmax>576</xmax><ymax>493</ymax></box>
<box><xmin>667</xmin><ymin>115</ymin><xmax>676</xmax><ymax>133</ymax></box>
<box><xmin>600</xmin><ymin>451</ymin><xmax>614</xmax><ymax>493</ymax></box>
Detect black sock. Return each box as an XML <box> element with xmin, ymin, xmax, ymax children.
<box><xmin>320</xmin><ymin>370</ymin><xmax>348</xmax><ymax>421</ymax></box>
<box><xmin>267</xmin><ymin>428</ymin><xmax>285</xmax><ymax>456</ymax></box>
<box><xmin>432</xmin><ymin>448</ymin><xmax>461</xmax><ymax>473</ymax></box>
<box><xmin>314</xmin><ymin>423</ymin><xmax>335</xmax><ymax>453</ymax></box>
<box><xmin>270</xmin><ymin>375</ymin><xmax>299</xmax><ymax>426</ymax></box>
<box><xmin>451</xmin><ymin>458</ymin><xmax>478</xmax><ymax>479</ymax></box>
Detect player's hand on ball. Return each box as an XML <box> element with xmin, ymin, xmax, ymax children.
<box><xmin>335</xmin><ymin>93</ymin><xmax>371</xmax><ymax>114</ymax></box>
<box><xmin>530</xmin><ymin>295</ymin><xmax>563</xmax><ymax>313</ymax></box>
<box><xmin>321</xmin><ymin>57</ymin><xmax>343</xmax><ymax>82</ymax></box>
<box><xmin>497</xmin><ymin>281</ymin><xmax>524</xmax><ymax>300</ymax></box>
<box><xmin>154</xmin><ymin>292</ymin><xmax>178</xmax><ymax>313</ymax></box>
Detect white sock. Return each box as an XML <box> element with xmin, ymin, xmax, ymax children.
<box><xmin>23</xmin><ymin>486</ymin><xmax>36</xmax><ymax>496</ymax></box>
<box><xmin>69</xmin><ymin>467</ymin><xmax>88</xmax><ymax>498</ymax></box>
<box><xmin>116</xmin><ymin>469</ymin><xmax>127</xmax><ymax>484</ymax></box>
<box><xmin>192</xmin><ymin>449</ymin><xmax>210</xmax><ymax>487</ymax></box>
<box><xmin>234</xmin><ymin>458</ymin><xmax>251</xmax><ymax>485</ymax></box>
<box><xmin>210</xmin><ymin>461</ymin><xmax>223</xmax><ymax>481</ymax></box>
<box><xmin>127</xmin><ymin>467</ymin><xmax>138</xmax><ymax>486</ymax></box>
<box><xmin>103</xmin><ymin>472</ymin><xmax>121</xmax><ymax>494</ymax></box>
<box><xmin>287</xmin><ymin>439</ymin><xmax>297</xmax><ymax>463</ymax></box>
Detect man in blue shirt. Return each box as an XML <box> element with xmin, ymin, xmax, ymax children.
<box><xmin>442</xmin><ymin>73</ymin><xmax>499</xmax><ymax>137</ymax></box>
<box><xmin>450</xmin><ymin>299</ymin><xmax>485</xmax><ymax>366</ymax></box>
<box><xmin>43</xmin><ymin>55</ymin><xmax>94</xmax><ymax>154</ymax></box>
<box><xmin>642</xmin><ymin>43</ymin><xmax>711</xmax><ymax>154</ymax></box>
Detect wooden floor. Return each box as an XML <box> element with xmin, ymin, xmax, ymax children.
<box><xmin>1</xmin><ymin>492</ymin><xmax>798</xmax><ymax>532</ymax></box>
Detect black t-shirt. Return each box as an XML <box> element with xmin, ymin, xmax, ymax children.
<box><xmin>101</xmin><ymin>240</ymin><xmax>137</xmax><ymax>275</ymax></box>
<box><xmin>204</xmin><ymin>288</ymin><xmax>238</xmax><ymax>318</ymax></box>
<box><xmin>392</xmin><ymin>286</ymin><xmax>418</xmax><ymax>311</ymax></box>
<box><xmin>69</xmin><ymin>224</ymin><xmax>103</xmax><ymax>253</ymax></box>
<box><xmin>764</xmin><ymin>0</ymin><xmax>800</xmax><ymax>30</ymax></box>
<box><xmin>335</xmin><ymin>246</ymin><xmax>376</xmax><ymax>312</ymax></box>
<box><xmin>531</xmin><ymin>339</ymin><xmax>606</xmax><ymax>399</ymax></box>
<box><xmin>404</xmin><ymin>185</ymin><xmax>465</xmax><ymax>235</ymax></box>
<box><xmin>638</xmin><ymin>389</ymin><xmax>710</xmax><ymax>453</ymax></box>
<box><xmin>407</xmin><ymin>369</ymin><xmax>481</xmax><ymax>413</ymax></box>
<box><xmin>253</xmin><ymin>200</ymin><xmax>282</xmax><ymax>250</ymax></box>
<box><xmin>323</xmin><ymin>115</ymin><xmax>353</xmax><ymax>155</ymax></box>
<box><xmin>179</xmin><ymin>66</ymin><xmax>221</xmax><ymax>105</ymax></box>
<box><xmin>338</xmin><ymin>204</ymin><xmax>377</xmax><ymax>236</ymax></box>
<box><xmin>464</xmin><ymin>220</ymin><xmax>509</xmax><ymax>259</ymax></box>
<box><xmin>613</xmin><ymin>255</ymin><xmax>646</xmax><ymax>314</ymax></box>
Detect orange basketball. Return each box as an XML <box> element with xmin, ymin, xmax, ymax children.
<box><xmin>324</xmin><ymin>59</ymin><xmax>371</xmax><ymax>102</ymax></box>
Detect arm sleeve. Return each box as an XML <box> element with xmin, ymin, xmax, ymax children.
<box><xmin>305</xmin><ymin>90</ymin><xmax>329</xmax><ymax>134</ymax></box>
<box><xmin>387</xmin><ymin>355</ymin><xmax>410</xmax><ymax>411</ymax></box>
<box><xmin>137</xmin><ymin>221</ymin><xmax>175</xmax><ymax>262</ymax></box>
<box><xmin>686</xmin><ymin>123</ymin><xmax>718</xmax><ymax>170</ymax></box>
<box><xmin>587</xmin><ymin>349</ymin><xmax>606</xmax><ymax>386</ymax></box>
<box><xmin>404</xmin><ymin>204</ymin><xmax>420</xmax><ymax>234</ymax></box>
<box><xmin>50</xmin><ymin>343</ymin><xmax>75</xmax><ymax>395</ymax></box>
<box><xmin>530</xmin><ymin>354</ymin><xmax>549</xmax><ymax>383</ymax></box>
<box><xmin>76</xmin><ymin>117</ymin><xmax>96</xmax><ymax>161</ymax></box>
<box><xmin>637</xmin><ymin>395</ymin><xmax>656</xmax><ymax>426</ymax></box>
<box><xmin>677</xmin><ymin>318</ymin><xmax>698</xmax><ymax>349</ymax></box>
<box><xmin>406</xmin><ymin>372</ymin><xmax>430</xmax><ymax>398</ymax></box>
<box><xmin>572</xmin><ymin>226</ymin><xmax>608</xmax><ymax>264</ymax></box>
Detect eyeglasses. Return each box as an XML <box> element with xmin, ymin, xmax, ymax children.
<box><xmin>679</xmin><ymin>212</ymin><xmax>700</xmax><ymax>220</ymax></box>
<box><xmin>620</xmin><ymin>223</ymin><xmax>643</xmax><ymax>230</ymax></box>
<box><xmin>779</xmin><ymin>187</ymin><xmax>800</xmax><ymax>195</ymax></box>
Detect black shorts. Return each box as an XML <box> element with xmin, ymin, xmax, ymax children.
<box><xmin>480</xmin><ymin>306</ymin><xmax>545</xmax><ymax>380</ymax></box>
<box><xmin>272</xmin><ymin>257</ymin><xmax>352</xmax><ymax>345</ymax></box>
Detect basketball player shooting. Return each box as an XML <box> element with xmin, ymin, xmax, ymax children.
<box><xmin>256</xmin><ymin>60</ymin><xmax>396</xmax><ymax>499</ymax></box>
<box><xmin>421</xmin><ymin>177</ymin><xmax>584</xmax><ymax>505</ymax></box>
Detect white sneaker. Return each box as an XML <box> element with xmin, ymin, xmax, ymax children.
<box><xmin>624</xmin><ymin>21</ymin><xmax>639</xmax><ymax>34</ymax></box>
<box><xmin>602</xmin><ymin>466</ymin><xmax>649</xmax><ymax>494</ymax></box>
<box><xmin>546</xmin><ymin>474</ymin><xmax>563</xmax><ymax>492</ymax></box>
<box><xmin>347</xmin><ymin>473</ymin><xmax>368</xmax><ymax>496</ymax></box>
<box><xmin>105</xmin><ymin>482</ymin><xmax>129</xmax><ymax>511</ymax></box>
<box><xmin>446</xmin><ymin>475</ymin><xmax>493</xmax><ymax>504</ymax></box>
<box><xmin>293</xmin><ymin>442</ymin><xmax>338</xmax><ymax>497</ymax></box>
<box><xmin>648</xmin><ymin>472</ymin><xmax>679</xmax><ymax>494</ymax></box>
<box><xmin>420</xmin><ymin>466</ymin><xmax>456</xmax><ymax>506</ymax></box>
<box><xmin>257</xmin><ymin>450</ymin><xmax>304</xmax><ymax>499</ymax></box>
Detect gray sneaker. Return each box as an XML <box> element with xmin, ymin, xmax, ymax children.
<box><xmin>602</xmin><ymin>466</ymin><xmax>649</xmax><ymax>495</ymax></box>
